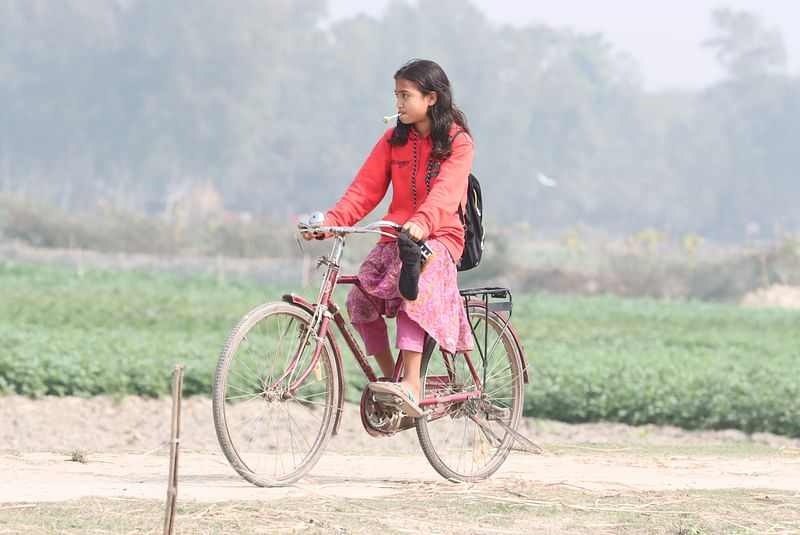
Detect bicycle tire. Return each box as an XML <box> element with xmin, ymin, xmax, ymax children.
<box><xmin>212</xmin><ymin>301</ymin><xmax>339</xmax><ymax>487</ymax></box>
<box><xmin>415</xmin><ymin>303</ymin><xmax>524</xmax><ymax>482</ymax></box>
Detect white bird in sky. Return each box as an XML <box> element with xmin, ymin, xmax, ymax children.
<box><xmin>536</xmin><ymin>172</ymin><xmax>557</xmax><ymax>187</ymax></box>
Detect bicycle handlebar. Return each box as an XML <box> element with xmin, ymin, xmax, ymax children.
<box><xmin>298</xmin><ymin>219</ymin><xmax>403</xmax><ymax>239</ymax></box>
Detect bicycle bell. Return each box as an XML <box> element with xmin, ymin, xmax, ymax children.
<box><xmin>308</xmin><ymin>211</ymin><xmax>324</xmax><ymax>228</ymax></box>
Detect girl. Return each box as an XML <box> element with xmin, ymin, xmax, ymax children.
<box><xmin>303</xmin><ymin>59</ymin><xmax>474</xmax><ymax>417</ymax></box>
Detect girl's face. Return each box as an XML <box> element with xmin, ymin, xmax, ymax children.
<box><xmin>395</xmin><ymin>78</ymin><xmax>437</xmax><ymax>126</ymax></box>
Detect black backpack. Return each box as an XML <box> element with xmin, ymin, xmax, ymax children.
<box><xmin>409</xmin><ymin>130</ymin><xmax>485</xmax><ymax>271</ymax></box>
<box><xmin>456</xmin><ymin>173</ymin><xmax>484</xmax><ymax>271</ymax></box>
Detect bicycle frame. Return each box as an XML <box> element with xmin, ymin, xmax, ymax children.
<box><xmin>281</xmin><ymin>221</ymin><xmax>530</xmax><ymax>434</ymax></box>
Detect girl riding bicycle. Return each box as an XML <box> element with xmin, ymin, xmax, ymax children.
<box><xmin>303</xmin><ymin>58</ymin><xmax>474</xmax><ymax>416</ymax></box>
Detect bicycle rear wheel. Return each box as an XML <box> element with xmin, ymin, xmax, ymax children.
<box><xmin>212</xmin><ymin>302</ymin><xmax>339</xmax><ymax>487</ymax></box>
<box><xmin>415</xmin><ymin>303</ymin><xmax>524</xmax><ymax>482</ymax></box>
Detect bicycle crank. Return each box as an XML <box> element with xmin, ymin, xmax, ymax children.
<box><xmin>371</xmin><ymin>392</ymin><xmax>431</xmax><ymax>416</ymax></box>
<box><xmin>359</xmin><ymin>387</ymin><xmax>416</xmax><ymax>437</ymax></box>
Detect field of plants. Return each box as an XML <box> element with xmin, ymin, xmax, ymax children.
<box><xmin>1</xmin><ymin>260</ymin><xmax>798</xmax><ymax>437</ymax></box>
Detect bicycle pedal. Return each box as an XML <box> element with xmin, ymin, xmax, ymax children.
<box><xmin>372</xmin><ymin>392</ymin><xmax>403</xmax><ymax>407</ymax></box>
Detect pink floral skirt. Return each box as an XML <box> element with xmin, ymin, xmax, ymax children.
<box><xmin>346</xmin><ymin>239</ymin><xmax>474</xmax><ymax>354</ymax></box>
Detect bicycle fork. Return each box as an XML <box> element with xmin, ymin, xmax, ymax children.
<box><xmin>271</xmin><ymin>243</ymin><xmax>343</xmax><ymax>396</ymax></box>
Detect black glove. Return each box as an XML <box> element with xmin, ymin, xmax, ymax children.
<box><xmin>397</xmin><ymin>230</ymin><xmax>421</xmax><ymax>300</ymax></box>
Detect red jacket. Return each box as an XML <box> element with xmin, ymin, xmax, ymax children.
<box><xmin>326</xmin><ymin>124</ymin><xmax>474</xmax><ymax>262</ymax></box>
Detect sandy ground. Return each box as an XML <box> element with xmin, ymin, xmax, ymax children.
<box><xmin>1</xmin><ymin>396</ymin><xmax>799</xmax><ymax>504</ymax></box>
<box><xmin>4</xmin><ymin>449</ymin><xmax>800</xmax><ymax>504</ymax></box>
<box><xmin>741</xmin><ymin>284</ymin><xmax>800</xmax><ymax>310</ymax></box>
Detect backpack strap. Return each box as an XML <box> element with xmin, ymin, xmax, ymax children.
<box><xmin>449</xmin><ymin>130</ymin><xmax>468</xmax><ymax>229</ymax></box>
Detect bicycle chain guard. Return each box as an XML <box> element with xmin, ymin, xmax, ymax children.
<box><xmin>358</xmin><ymin>385</ymin><xmax>415</xmax><ymax>437</ymax></box>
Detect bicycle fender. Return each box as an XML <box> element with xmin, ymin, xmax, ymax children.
<box><xmin>467</xmin><ymin>300</ymin><xmax>530</xmax><ymax>384</ymax></box>
<box><xmin>281</xmin><ymin>293</ymin><xmax>347</xmax><ymax>435</ymax></box>
<box><xmin>501</xmin><ymin>312</ymin><xmax>530</xmax><ymax>384</ymax></box>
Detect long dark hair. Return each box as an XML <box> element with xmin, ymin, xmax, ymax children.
<box><xmin>388</xmin><ymin>59</ymin><xmax>470</xmax><ymax>160</ymax></box>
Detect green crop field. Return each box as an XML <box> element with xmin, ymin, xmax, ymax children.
<box><xmin>1</xmin><ymin>260</ymin><xmax>798</xmax><ymax>436</ymax></box>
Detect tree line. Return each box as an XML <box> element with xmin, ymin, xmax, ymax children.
<box><xmin>0</xmin><ymin>0</ymin><xmax>797</xmax><ymax>240</ymax></box>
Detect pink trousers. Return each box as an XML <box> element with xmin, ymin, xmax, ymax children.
<box><xmin>353</xmin><ymin>310</ymin><xmax>426</xmax><ymax>355</ymax></box>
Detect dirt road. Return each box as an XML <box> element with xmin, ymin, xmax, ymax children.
<box><xmin>3</xmin><ymin>447</ymin><xmax>800</xmax><ymax>504</ymax></box>
<box><xmin>2</xmin><ymin>396</ymin><xmax>799</xmax><ymax>504</ymax></box>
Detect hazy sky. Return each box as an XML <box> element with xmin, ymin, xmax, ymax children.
<box><xmin>327</xmin><ymin>0</ymin><xmax>800</xmax><ymax>91</ymax></box>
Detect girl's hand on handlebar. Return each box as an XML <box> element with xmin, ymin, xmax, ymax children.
<box><xmin>301</xmin><ymin>230</ymin><xmax>331</xmax><ymax>241</ymax></box>
<box><xmin>298</xmin><ymin>211</ymin><xmax>327</xmax><ymax>240</ymax></box>
<box><xmin>402</xmin><ymin>221</ymin><xmax>425</xmax><ymax>241</ymax></box>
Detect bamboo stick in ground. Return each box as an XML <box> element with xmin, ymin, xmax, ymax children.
<box><xmin>163</xmin><ymin>364</ymin><xmax>186</xmax><ymax>535</ymax></box>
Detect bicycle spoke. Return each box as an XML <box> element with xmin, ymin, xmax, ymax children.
<box><xmin>227</xmin><ymin>365</ymin><xmax>265</xmax><ymax>395</ymax></box>
<box><xmin>243</xmin><ymin>323</ymin><xmax>272</xmax><ymax>386</ymax></box>
<box><xmin>274</xmin><ymin>403</ymin><xmax>297</xmax><ymax>471</ymax></box>
<box><xmin>273</xmin><ymin>401</ymin><xmax>284</xmax><ymax>477</ymax></box>
<box><xmin>287</xmin><ymin>353</ymin><xmax>315</xmax><ymax>391</ymax></box>
<box><xmin>282</xmin><ymin>403</ymin><xmax>315</xmax><ymax>452</ymax></box>
<box><xmin>458</xmin><ymin>414</ymin><xmax>470</xmax><ymax>474</ymax></box>
<box><xmin>291</xmin><ymin>379</ymin><xmax>328</xmax><ymax>394</ymax></box>
<box><xmin>224</xmin><ymin>390</ymin><xmax>265</xmax><ymax>403</ymax></box>
<box><xmin>285</xmin><ymin>405</ymin><xmax>300</xmax><ymax>470</ymax></box>
<box><xmin>253</xmin><ymin>316</ymin><xmax>277</xmax><ymax>385</ymax></box>
<box><xmin>289</xmin><ymin>400</ymin><xmax>332</xmax><ymax>415</ymax></box>
<box><xmin>228</xmin><ymin>381</ymin><xmax>265</xmax><ymax>401</ymax></box>
<box><xmin>229</xmin><ymin>405</ymin><xmax>272</xmax><ymax>437</ymax></box>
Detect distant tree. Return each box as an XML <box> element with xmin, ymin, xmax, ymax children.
<box><xmin>705</xmin><ymin>7</ymin><xmax>787</xmax><ymax>79</ymax></box>
<box><xmin>0</xmin><ymin>0</ymin><xmax>797</xmax><ymax>239</ymax></box>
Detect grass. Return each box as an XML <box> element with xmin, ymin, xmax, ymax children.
<box><xmin>1</xmin><ymin>259</ymin><xmax>799</xmax><ymax>436</ymax></box>
<box><xmin>0</xmin><ymin>486</ymin><xmax>798</xmax><ymax>534</ymax></box>
<box><xmin>0</xmin><ymin>260</ymin><xmax>279</xmax><ymax>398</ymax></box>
<box><xmin>516</xmin><ymin>294</ymin><xmax>800</xmax><ymax>435</ymax></box>
<box><xmin>68</xmin><ymin>448</ymin><xmax>89</xmax><ymax>464</ymax></box>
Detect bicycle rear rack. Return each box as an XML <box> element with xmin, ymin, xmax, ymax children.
<box><xmin>459</xmin><ymin>286</ymin><xmax>513</xmax><ymax>316</ymax></box>
<box><xmin>459</xmin><ymin>287</ymin><xmax>513</xmax><ymax>388</ymax></box>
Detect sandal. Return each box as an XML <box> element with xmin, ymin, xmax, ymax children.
<box><xmin>368</xmin><ymin>382</ymin><xmax>424</xmax><ymax>418</ymax></box>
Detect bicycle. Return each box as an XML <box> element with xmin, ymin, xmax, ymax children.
<box><xmin>211</xmin><ymin>219</ymin><xmax>536</xmax><ymax>487</ymax></box>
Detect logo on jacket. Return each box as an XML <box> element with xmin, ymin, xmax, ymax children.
<box><xmin>390</xmin><ymin>159</ymin><xmax>410</xmax><ymax>168</ymax></box>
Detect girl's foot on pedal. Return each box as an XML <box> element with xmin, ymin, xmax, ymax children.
<box><xmin>368</xmin><ymin>382</ymin><xmax>423</xmax><ymax>417</ymax></box>
<box><xmin>396</xmin><ymin>381</ymin><xmax>419</xmax><ymax>404</ymax></box>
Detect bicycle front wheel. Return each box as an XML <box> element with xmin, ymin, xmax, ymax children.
<box><xmin>416</xmin><ymin>303</ymin><xmax>524</xmax><ymax>482</ymax></box>
<box><xmin>212</xmin><ymin>302</ymin><xmax>340</xmax><ymax>487</ymax></box>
